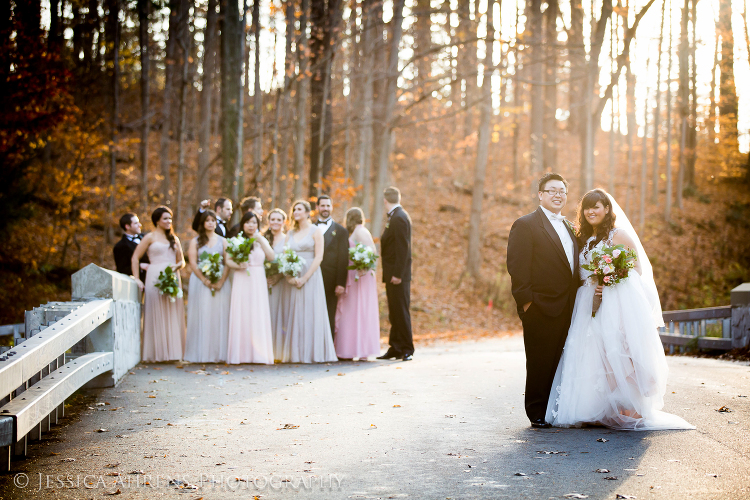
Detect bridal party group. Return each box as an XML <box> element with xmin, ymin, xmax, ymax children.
<box><xmin>111</xmin><ymin>187</ymin><xmax>415</xmax><ymax>365</ymax></box>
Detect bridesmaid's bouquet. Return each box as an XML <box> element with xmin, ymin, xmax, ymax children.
<box><xmin>198</xmin><ymin>251</ymin><xmax>223</xmax><ymax>296</ymax></box>
<box><xmin>226</xmin><ymin>233</ymin><xmax>256</xmax><ymax>275</ymax></box>
<box><xmin>347</xmin><ymin>243</ymin><xmax>378</xmax><ymax>281</ymax></box>
<box><xmin>581</xmin><ymin>244</ymin><xmax>637</xmax><ymax>287</ymax></box>
<box><xmin>155</xmin><ymin>266</ymin><xmax>183</xmax><ymax>303</ymax></box>
<box><xmin>264</xmin><ymin>259</ymin><xmax>280</xmax><ymax>294</ymax></box>
<box><xmin>277</xmin><ymin>247</ymin><xmax>305</xmax><ymax>278</ymax></box>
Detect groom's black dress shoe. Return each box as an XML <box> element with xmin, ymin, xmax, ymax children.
<box><xmin>376</xmin><ymin>349</ymin><xmax>401</xmax><ymax>360</ymax></box>
<box><xmin>530</xmin><ymin>419</ymin><xmax>551</xmax><ymax>429</ymax></box>
<box><xmin>402</xmin><ymin>354</ymin><xmax>413</xmax><ymax>361</ymax></box>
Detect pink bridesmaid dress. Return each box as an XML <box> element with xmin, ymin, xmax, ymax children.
<box><xmin>142</xmin><ymin>241</ymin><xmax>186</xmax><ymax>362</ymax></box>
<box><xmin>334</xmin><ymin>239</ymin><xmax>380</xmax><ymax>359</ymax></box>
<box><xmin>226</xmin><ymin>244</ymin><xmax>274</xmax><ymax>364</ymax></box>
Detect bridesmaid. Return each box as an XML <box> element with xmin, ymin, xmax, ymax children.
<box><xmin>225</xmin><ymin>212</ymin><xmax>276</xmax><ymax>364</ymax></box>
<box><xmin>264</xmin><ymin>208</ymin><xmax>288</xmax><ymax>360</ymax></box>
<box><xmin>275</xmin><ymin>200</ymin><xmax>337</xmax><ymax>363</ymax></box>
<box><xmin>334</xmin><ymin>207</ymin><xmax>381</xmax><ymax>360</ymax></box>
<box><xmin>184</xmin><ymin>210</ymin><xmax>231</xmax><ymax>363</ymax></box>
<box><xmin>132</xmin><ymin>206</ymin><xmax>186</xmax><ymax>362</ymax></box>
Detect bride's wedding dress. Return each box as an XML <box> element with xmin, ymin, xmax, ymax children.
<box><xmin>545</xmin><ymin>227</ymin><xmax>695</xmax><ymax>430</ymax></box>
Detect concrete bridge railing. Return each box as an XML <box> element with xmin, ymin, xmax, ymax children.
<box><xmin>0</xmin><ymin>264</ymin><xmax>141</xmax><ymax>470</ymax></box>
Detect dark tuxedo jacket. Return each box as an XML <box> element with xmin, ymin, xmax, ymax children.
<box><xmin>319</xmin><ymin>220</ymin><xmax>349</xmax><ymax>290</ymax></box>
<box><xmin>113</xmin><ymin>234</ymin><xmax>149</xmax><ymax>281</ymax></box>
<box><xmin>192</xmin><ymin>210</ymin><xmax>227</xmax><ymax>237</ymax></box>
<box><xmin>381</xmin><ymin>206</ymin><xmax>412</xmax><ymax>283</ymax></box>
<box><xmin>506</xmin><ymin>207</ymin><xmax>580</xmax><ymax>318</ymax></box>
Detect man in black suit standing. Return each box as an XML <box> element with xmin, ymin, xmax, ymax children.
<box><xmin>227</xmin><ymin>196</ymin><xmax>263</xmax><ymax>238</ymax></box>
<box><xmin>506</xmin><ymin>172</ymin><xmax>579</xmax><ymax>428</ymax></box>
<box><xmin>192</xmin><ymin>198</ymin><xmax>233</xmax><ymax>237</ymax></box>
<box><xmin>377</xmin><ymin>187</ymin><xmax>414</xmax><ymax>362</ymax></box>
<box><xmin>113</xmin><ymin>212</ymin><xmax>149</xmax><ymax>281</ymax></box>
<box><xmin>315</xmin><ymin>195</ymin><xmax>349</xmax><ymax>339</ymax></box>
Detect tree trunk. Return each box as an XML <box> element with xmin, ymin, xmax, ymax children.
<box><xmin>665</xmin><ymin>8</ymin><xmax>673</xmax><ymax>222</ymax></box>
<box><xmin>512</xmin><ymin>0</ymin><xmax>521</xmax><ymax>185</ymax></box>
<box><xmin>458</xmin><ymin>0</ymin><xmax>477</xmax><ymax>141</ymax></box>
<box><xmin>252</xmin><ymin>0</ymin><xmax>262</xmax><ymax>193</ymax></box>
<box><xmin>49</xmin><ymin>0</ymin><xmax>63</xmax><ymax>52</ymax></box>
<box><xmin>677</xmin><ymin>0</ymin><xmax>689</xmax><ymax>209</ymax></box>
<box><xmin>160</xmin><ymin>0</ymin><xmax>178</xmax><ymax>205</ymax></box>
<box><xmin>640</xmin><ymin>56</ymin><xmax>650</xmax><ymax>231</ymax></box>
<box><xmin>718</xmin><ymin>0</ymin><xmax>737</xmax><ymax>145</ymax></box>
<box><xmin>105</xmin><ymin>0</ymin><xmax>120</xmax><ymax>249</ymax></box>
<box><xmin>414</xmin><ymin>0</ymin><xmax>431</xmax><ymax>93</ymax></box>
<box><xmin>686</xmin><ymin>0</ymin><xmax>697</xmax><ymax>186</ymax></box>
<box><xmin>176</xmin><ymin>0</ymin><xmax>191</xmax><ymax>230</ymax></box>
<box><xmin>293</xmin><ymin>0</ymin><xmax>309</xmax><ymax>201</ymax></box>
<box><xmin>467</xmin><ymin>0</ymin><xmax>495</xmax><ymax>279</ymax></box>
<box><xmin>529</xmin><ymin>0</ymin><xmax>543</xmax><ymax>174</ymax></box>
<box><xmin>277</xmin><ymin>0</ymin><xmax>294</xmax><ymax>207</ymax></box>
<box><xmin>220</xmin><ymin>0</ymin><xmax>244</xmax><ymax>198</ymax></box>
<box><xmin>371</xmin><ymin>0</ymin><xmax>405</xmax><ymax>238</ymax></box>
<box><xmin>743</xmin><ymin>0</ymin><xmax>750</xmax><ymax>180</ymax></box>
<box><xmin>542</xmin><ymin>0</ymin><xmax>558</xmax><ymax>172</ymax></box>
<box><xmin>568</xmin><ymin>0</ymin><xmax>585</xmax><ymax>135</ymax></box>
<box><xmin>355</xmin><ymin>0</ymin><xmax>376</xmax><ymax>210</ymax></box>
<box><xmin>625</xmin><ymin>54</ymin><xmax>636</xmax><ymax>214</ymax></box>
<box><xmin>197</xmin><ymin>0</ymin><xmax>218</xmax><ymax>205</ymax></box>
<box><xmin>651</xmin><ymin>0</ymin><xmax>665</xmax><ymax>205</ymax></box>
<box><xmin>708</xmin><ymin>26</ymin><xmax>718</xmax><ymax>145</ymax></box>
<box><xmin>138</xmin><ymin>0</ymin><xmax>150</xmax><ymax>211</ymax></box>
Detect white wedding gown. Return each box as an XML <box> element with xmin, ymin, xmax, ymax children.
<box><xmin>545</xmin><ymin>228</ymin><xmax>695</xmax><ymax>430</ymax></box>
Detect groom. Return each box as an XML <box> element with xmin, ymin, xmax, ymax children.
<box><xmin>506</xmin><ymin>173</ymin><xmax>579</xmax><ymax>428</ymax></box>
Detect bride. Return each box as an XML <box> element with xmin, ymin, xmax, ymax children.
<box><xmin>546</xmin><ymin>189</ymin><xmax>694</xmax><ymax>430</ymax></box>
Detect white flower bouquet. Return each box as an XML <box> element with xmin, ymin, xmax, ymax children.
<box><xmin>347</xmin><ymin>243</ymin><xmax>378</xmax><ymax>281</ymax></box>
<box><xmin>198</xmin><ymin>251</ymin><xmax>223</xmax><ymax>296</ymax></box>
<box><xmin>226</xmin><ymin>232</ymin><xmax>256</xmax><ymax>275</ymax></box>
<box><xmin>277</xmin><ymin>246</ymin><xmax>305</xmax><ymax>278</ymax></box>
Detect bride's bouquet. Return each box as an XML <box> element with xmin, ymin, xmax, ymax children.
<box><xmin>226</xmin><ymin>232</ymin><xmax>256</xmax><ymax>275</ymax></box>
<box><xmin>582</xmin><ymin>244</ymin><xmax>637</xmax><ymax>287</ymax></box>
<box><xmin>155</xmin><ymin>266</ymin><xmax>183</xmax><ymax>303</ymax></box>
<box><xmin>277</xmin><ymin>246</ymin><xmax>305</xmax><ymax>279</ymax></box>
<box><xmin>198</xmin><ymin>251</ymin><xmax>223</xmax><ymax>296</ymax></box>
<box><xmin>347</xmin><ymin>243</ymin><xmax>378</xmax><ymax>281</ymax></box>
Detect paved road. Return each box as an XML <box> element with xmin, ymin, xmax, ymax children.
<box><xmin>1</xmin><ymin>335</ymin><xmax>748</xmax><ymax>499</ymax></box>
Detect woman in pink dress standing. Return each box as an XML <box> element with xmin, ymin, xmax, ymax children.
<box><xmin>334</xmin><ymin>207</ymin><xmax>381</xmax><ymax>360</ymax></box>
<box><xmin>132</xmin><ymin>206</ymin><xmax>186</xmax><ymax>362</ymax></box>
<box><xmin>225</xmin><ymin>212</ymin><xmax>276</xmax><ymax>364</ymax></box>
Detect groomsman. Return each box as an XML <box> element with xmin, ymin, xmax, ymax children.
<box><xmin>192</xmin><ymin>198</ymin><xmax>232</xmax><ymax>237</ymax></box>
<box><xmin>227</xmin><ymin>196</ymin><xmax>263</xmax><ymax>238</ymax></box>
<box><xmin>113</xmin><ymin>213</ymin><xmax>149</xmax><ymax>281</ymax></box>
<box><xmin>377</xmin><ymin>187</ymin><xmax>414</xmax><ymax>361</ymax></box>
<box><xmin>315</xmin><ymin>195</ymin><xmax>349</xmax><ymax>338</ymax></box>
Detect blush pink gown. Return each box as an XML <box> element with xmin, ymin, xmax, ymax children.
<box><xmin>226</xmin><ymin>244</ymin><xmax>274</xmax><ymax>364</ymax></box>
<box><xmin>334</xmin><ymin>239</ymin><xmax>381</xmax><ymax>359</ymax></box>
<box><xmin>142</xmin><ymin>241</ymin><xmax>186</xmax><ymax>362</ymax></box>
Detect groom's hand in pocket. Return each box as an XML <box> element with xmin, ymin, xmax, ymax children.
<box><xmin>523</xmin><ymin>302</ymin><xmax>531</xmax><ymax>312</ymax></box>
<box><xmin>390</xmin><ymin>276</ymin><xmax>402</xmax><ymax>285</ymax></box>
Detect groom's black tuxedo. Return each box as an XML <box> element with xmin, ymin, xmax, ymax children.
<box><xmin>507</xmin><ymin>206</ymin><xmax>579</xmax><ymax>423</ymax></box>
<box><xmin>317</xmin><ymin>218</ymin><xmax>349</xmax><ymax>338</ymax></box>
<box><xmin>381</xmin><ymin>206</ymin><xmax>414</xmax><ymax>357</ymax></box>
<box><xmin>113</xmin><ymin>233</ymin><xmax>149</xmax><ymax>282</ymax></box>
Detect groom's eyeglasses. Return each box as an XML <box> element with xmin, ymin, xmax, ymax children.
<box><xmin>542</xmin><ymin>190</ymin><xmax>567</xmax><ymax>197</ymax></box>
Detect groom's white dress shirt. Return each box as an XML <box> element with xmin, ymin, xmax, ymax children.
<box><xmin>540</xmin><ymin>206</ymin><xmax>574</xmax><ymax>274</ymax></box>
<box><xmin>316</xmin><ymin>217</ymin><xmax>333</xmax><ymax>233</ymax></box>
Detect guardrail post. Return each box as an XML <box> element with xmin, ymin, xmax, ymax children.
<box><xmin>71</xmin><ymin>264</ymin><xmax>141</xmax><ymax>387</ymax></box>
<box><xmin>731</xmin><ymin>283</ymin><xmax>750</xmax><ymax>349</ymax></box>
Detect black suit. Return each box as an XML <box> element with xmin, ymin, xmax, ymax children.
<box><xmin>113</xmin><ymin>234</ymin><xmax>149</xmax><ymax>282</ymax></box>
<box><xmin>192</xmin><ymin>210</ymin><xmax>227</xmax><ymax>237</ymax></box>
<box><xmin>317</xmin><ymin>219</ymin><xmax>349</xmax><ymax>338</ymax></box>
<box><xmin>380</xmin><ymin>206</ymin><xmax>414</xmax><ymax>357</ymax></box>
<box><xmin>506</xmin><ymin>206</ymin><xmax>580</xmax><ymax>423</ymax></box>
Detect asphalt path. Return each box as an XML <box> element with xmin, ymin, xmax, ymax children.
<box><xmin>0</xmin><ymin>335</ymin><xmax>748</xmax><ymax>499</ymax></box>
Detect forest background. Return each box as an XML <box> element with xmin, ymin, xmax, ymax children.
<box><xmin>1</xmin><ymin>0</ymin><xmax>749</xmax><ymax>340</ymax></box>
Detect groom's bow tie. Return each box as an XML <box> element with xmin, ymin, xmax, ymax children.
<box><xmin>548</xmin><ymin>213</ymin><xmax>566</xmax><ymax>222</ymax></box>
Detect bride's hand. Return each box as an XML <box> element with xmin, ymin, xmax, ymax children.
<box><xmin>592</xmin><ymin>285</ymin><xmax>603</xmax><ymax>314</ymax></box>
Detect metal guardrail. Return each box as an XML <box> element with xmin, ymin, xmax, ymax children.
<box><xmin>0</xmin><ymin>299</ymin><xmax>115</xmax><ymax>470</ymax></box>
<box><xmin>659</xmin><ymin>305</ymin><xmax>733</xmax><ymax>353</ymax></box>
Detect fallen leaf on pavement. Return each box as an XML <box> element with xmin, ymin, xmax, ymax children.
<box><xmin>61</xmin><ymin>458</ymin><xmax>76</xmax><ymax>462</ymax></box>
<box><xmin>595</xmin><ymin>469</ymin><xmax>610</xmax><ymax>473</ymax></box>
<box><xmin>537</xmin><ymin>450</ymin><xmax>565</xmax><ymax>455</ymax></box>
<box><xmin>95</xmin><ymin>428</ymin><xmax>109</xmax><ymax>433</ymax></box>
<box><xmin>604</xmin><ymin>476</ymin><xmax>618</xmax><ymax>480</ymax></box>
<box><xmin>615</xmin><ymin>495</ymin><xmax>636</xmax><ymax>499</ymax></box>
<box><xmin>104</xmin><ymin>489</ymin><xmax>121</xmax><ymax>495</ymax></box>
<box><xmin>393</xmin><ymin>405</ymin><xmax>401</xmax><ymax>408</ymax></box>
<box><xmin>277</xmin><ymin>424</ymin><xmax>299</xmax><ymax>430</ymax></box>
<box><xmin>129</xmin><ymin>470</ymin><xmax>145</xmax><ymax>475</ymax></box>
<box><xmin>717</xmin><ymin>406</ymin><xmax>732</xmax><ymax>413</ymax></box>
<box><xmin>596</xmin><ymin>438</ymin><xmax>608</xmax><ymax>442</ymax></box>
<box><xmin>105</xmin><ymin>463</ymin><xmax>121</xmax><ymax>468</ymax></box>
<box><xmin>563</xmin><ymin>494</ymin><xmax>588</xmax><ymax>499</ymax></box>
<box><xmin>514</xmin><ymin>472</ymin><xmax>527</xmax><ymax>476</ymax></box>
